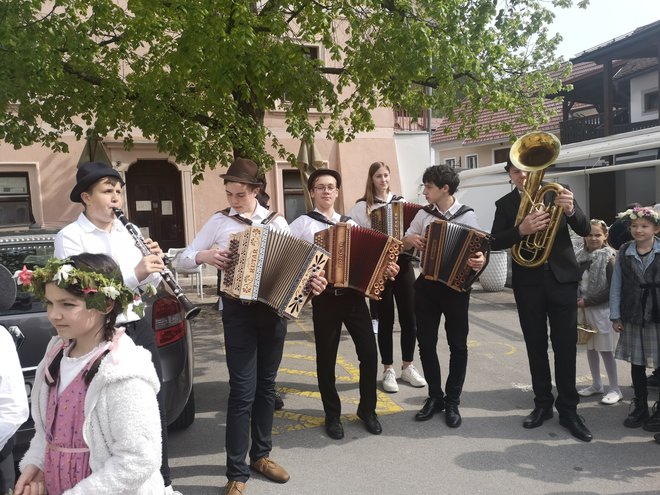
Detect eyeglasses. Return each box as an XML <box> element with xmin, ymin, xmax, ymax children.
<box><xmin>313</xmin><ymin>185</ymin><xmax>337</xmax><ymax>192</ymax></box>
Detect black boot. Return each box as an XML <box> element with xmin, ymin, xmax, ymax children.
<box><xmin>643</xmin><ymin>401</ymin><xmax>660</xmax><ymax>432</ymax></box>
<box><xmin>623</xmin><ymin>397</ymin><xmax>649</xmax><ymax>428</ymax></box>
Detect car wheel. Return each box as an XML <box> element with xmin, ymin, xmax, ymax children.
<box><xmin>169</xmin><ymin>386</ymin><xmax>195</xmax><ymax>430</ymax></box>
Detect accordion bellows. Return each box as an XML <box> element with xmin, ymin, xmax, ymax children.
<box><xmin>221</xmin><ymin>226</ymin><xmax>329</xmax><ymax>319</ymax></box>
<box><xmin>421</xmin><ymin>219</ymin><xmax>492</xmax><ymax>292</ymax></box>
<box><xmin>370</xmin><ymin>201</ymin><xmax>424</xmax><ymax>240</ymax></box>
<box><xmin>314</xmin><ymin>223</ymin><xmax>402</xmax><ymax>300</ymax></box>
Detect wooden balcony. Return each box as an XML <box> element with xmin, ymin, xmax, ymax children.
<box><xmin>560</xmin><ymin>110</ymin><xmax>660</xmax><ymax>144</ymax></box>
<box><xmin>393</xmin><ymin>108</ymin><xmax>429</xmax><ymax>131</ymax></box>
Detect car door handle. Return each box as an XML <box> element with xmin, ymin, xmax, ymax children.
<box><xmin>8</xmin><ymin>325</ymin><xmax>25</xmax><ymax>350</ymax></box>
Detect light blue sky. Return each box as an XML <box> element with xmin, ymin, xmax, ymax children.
<box><xmin>551</xmin><ymin>0</ymin><xmax>660</xmax><ymax>59</ymax></box>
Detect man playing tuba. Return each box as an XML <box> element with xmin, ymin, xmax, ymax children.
<box><xmin>490</xmin><ymin>132</ymin><xmax>593</xmax><ymax>442</ymax></box>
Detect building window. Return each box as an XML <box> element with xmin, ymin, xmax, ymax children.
<box><xmin>466</xmin><ymin>155</ymin><xmax>478</xmax><ymax>169</ymax></box>
<box><xmin>643</xmin><ymin>89</ymin><xmax>659</xmax><ymax>113</ymax></box>
<box><xmin>280</xmin><ymin>45</ymin><xmax>320</xmax><ymax>106</ymax></box>
<box><xmin>0</xmin><ymin>173</ymin><xmax>33</xmax><ymax>228</ymax></box>
<box><xmin>302</xmin><ymin>45</ymin><xmax>319</xmax><ymax>60</ymax></box>
<box><xmin>493</xmin><ymin>148</ymin><xmax>511</xmax><ymax>165</ymax></box>
<box><xmin>445</xmin><ymin>158</ymin><xmax>456</xmax><ymax>168</ymax></box>
<box><xmin>282</xmin><ymin>170</ymin><xmax>307</xmax><ymax>223</ymax></box>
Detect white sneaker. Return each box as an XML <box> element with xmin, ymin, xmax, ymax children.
<box><xmin>577</xmin><ymin>385</ymin><xmax>604</xmax><ymax>397</ymax></box>
<box><xmin>372</xmin><ymin>319</ymin><xmax>379</xmax><ymax>334</ymax></box>
<box><xmin>382</xmin><ymin>368</ymin><xmax>399</xmax><ymax>392</ymax></box>
<box><xmin>601</xmin><ymin>389</ymin><xmax>623</xmax><ymax>405</ymax></box>
<box><xmin>400</xmin><ymin>364</ymin><xmax>427</xmax><ymax>388</ymax></box>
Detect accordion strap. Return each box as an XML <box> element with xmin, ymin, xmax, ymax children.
<box><xmin>218</xmin><ymin>208</ymin><xmax>279</xmax><ymax>225</ymax></box>
<box><xmin>305</xmin><ymin>211</ymin><xmax>351</xmax><ymax>225</ymax></box>
<box><xmin>357</xmin><ymin>195</ymin><xmax>404</xmax><ymax>205</ymax></box>
<box><xmin>422</xmin><ymin>204</ymin><xmax>473</xmax><ymax>222</ymax></box>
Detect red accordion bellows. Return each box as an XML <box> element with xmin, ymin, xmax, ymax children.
<box><xmin>314</xmin><ymin>223</ymin><xmax>402</xmax><ymax>300</ymax></box>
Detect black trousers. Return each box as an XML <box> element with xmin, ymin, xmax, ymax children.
<box><xmin>377</xmin><ymin>257</ymin><xmax>417</xmax><ymax>365</ymax></box>
<box><xmin>311</xmin><ymin>290</ymin><xmax>378</xmax><ymax>419</ymax></box>
<box><xmin>414</xmin><ymin>276</ymin><xmax>471</xmax><ymax>404</ymax></box>
<box><xmin>222</xmin><ymin>298</ymin><xmax>287</xmax><ymax>482</ymax></box>
<box><xmin>512</xmin><ymin>271</ymin><xmax>579</xmax><ymax>415</ymax></box>
<box><xmin>124</xmin><ymin>318</ymin><xmax>171</xmax><ymax>486</ymax></box>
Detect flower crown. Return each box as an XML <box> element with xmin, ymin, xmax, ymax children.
<box><xmin>616</xmin><ymin>206</ymin><xmax>660</xmax><ymax>225</ymax></box>
<box><xmin>20</xmin><ymin>257</ymin><xmax>152</xmax><ymax>317</ymax></box>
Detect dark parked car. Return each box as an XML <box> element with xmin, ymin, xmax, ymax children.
<box><xmin>0</xmin><ymin>232</ymin><xmax>195</xmax><ymax>462</ymax></box>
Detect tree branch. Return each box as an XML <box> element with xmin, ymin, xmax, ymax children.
<box><xmin>98</xmin><ymin>34</ymin><xmax>124</xmax><ymax>47</ymax></box>
<box><xmin>320</xmin><ymin>67</ymin><xmax>344</xmax><ymax>75</ymax></box>
<box><xmin>62</xmin><ymin>62</ymin><xmax>105</xmax><ymax>86</ymax></box>
<box><xmin>18</xmin><ymin>4</ymin><xmax>57</xmax><ymax>29</ymax></box>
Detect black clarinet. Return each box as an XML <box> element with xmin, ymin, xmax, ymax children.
<box><xmin>112</xmin><ymin>208</ymin><xmax>201</xmax><ymax>320</ymax></box>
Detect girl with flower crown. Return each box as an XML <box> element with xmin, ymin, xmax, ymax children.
<box><xmin>14</xmin><ymin>254</ymin><xmax>163</xmax><ymax>495</ymax></box>
<box><xmin>610</xmin><ymin>206</ymin><xmax>660</xmax><ymax>441</ymax></box>
<box><xmin>576</xmin><ymin>220</ymin><xmax>621</xmax><ymax>404</ymax></box>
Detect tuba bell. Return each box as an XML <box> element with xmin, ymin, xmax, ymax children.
<box><xmin>509</xmin><ymin>131</ymin><xmax>564</xmax><ymax>268</ymax></box>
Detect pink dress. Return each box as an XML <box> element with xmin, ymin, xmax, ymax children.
<box><xmin>43</xmin><ymin>358</ymin><xmax>95</xmax><ymax>494</ymax></box>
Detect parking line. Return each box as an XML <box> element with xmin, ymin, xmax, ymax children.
<box><xmin>274</xmin><ymin>350</ymin><xmax>404</xmax><ymax>434</ymax></box>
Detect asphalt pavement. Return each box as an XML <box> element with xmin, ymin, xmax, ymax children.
<box><xmin>166</xmin><ymin>280</ymin><xmax>660</xmax><ymax>495</ymax></box>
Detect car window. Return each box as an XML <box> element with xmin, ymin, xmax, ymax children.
<box><xmin>0</xmin><ymin>240</ymin><xmax>53</xmax><ymax>316</ymax></box>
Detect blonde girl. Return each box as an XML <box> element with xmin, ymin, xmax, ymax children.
<box><xmin>348</xmin><ymin>162</ymin><xmax>426</xmax><ymax>393</ymax></box>
<box><xmin>576</xmin><ymin>220</ymin><xmax>620</xmax><ymax>404</ymax></box>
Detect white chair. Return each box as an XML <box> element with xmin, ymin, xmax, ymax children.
<box><xmin>167</xmin><ymin>248</ymin><xmax>204</xmax><ymax>300</ymax></box>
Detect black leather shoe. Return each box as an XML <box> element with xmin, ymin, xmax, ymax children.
<box><xmin>559</xmin><ymin>414</ymin><xmax>593</xmax><ymax>442</ymax></box>
<box><xmin>274</xmin><ymin>390</ymin><xmax>284</xmax><ymax>411</ymax></box>
<box><xmin>357</xmin><ymin>411</ymin><xmax>383</xmax><ymax>435</ymax></box>
<box><xmin>415</xmin><ymin>397</ymin><xmax>444</xmax><ymax>422</ymax></box>
<box><xmin>325</xmin><ymin>417</ymin><xmax>344</xmax><ymax>440</ymax></box>
<box><xmin>623</xmin><ymin>397</ymin><xmax>649</xmax><ymax>428</ymax></box>
<box><xmin>523</xmin><ymin>407</ymin><xmax>553</xmax><ymax>429</ymax></box>
<box><xmin>444</xmin><ymin>402</ymin><xmax>462</xmax><ymax>428</ymax></box>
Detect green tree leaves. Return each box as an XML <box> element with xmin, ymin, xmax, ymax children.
<box><xmin>0</xmin><ymin>0</ymin><xmax>584</xmax><ymax>181</ymax></box>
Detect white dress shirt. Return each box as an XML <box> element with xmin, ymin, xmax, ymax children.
<box><xmin>177</xmin><ymin>204</ymin><xmax>290</xmax><ymax>271</ymax></box>
<box><xmin>347</xmin><ymin>192</ymin><xmax>396</xmax><ymax>228</ymax></box>
<box><xmin>54</xmin><ymin>213</ymin><xmax>161</xmax><ymax>323</ymax></box>
<box><xmin>405</xmin><ymin>200</ymin><xmax>481</xmax><ymax>238</ymax></box>
<box><xmin>289</xmin><ymin>209</ymin><xmax>357</xmax><ymax>244</ymax></box>
<box><xmin>0</xmin><ymin>326</ymin><xmax>29</xmax><ymax>450</ymax></box>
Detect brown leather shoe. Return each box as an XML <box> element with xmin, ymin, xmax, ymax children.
<box><xmin>250</xmin><ymin>457</ymin><xmax>290</xmax><ymax>483</ymax></box>
<box><xmin>224</xmin><ymin>480</ymin><xmax>246</xmax><ymax>495</ymax></box>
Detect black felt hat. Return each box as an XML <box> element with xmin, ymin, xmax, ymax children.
<box><xmin>70</xmin><ymin>162</ymin><xmax>124</xmax><ymax>203</ymax></box>
<box><xmin>219</xmin><ymin>158</ymin><xmax>263</xmax><ymax>185</ymax></box>
<box><xmin>307</xmin><ymin>168</ymin><xmax>342</xmax><ymax>191</ymax></box>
